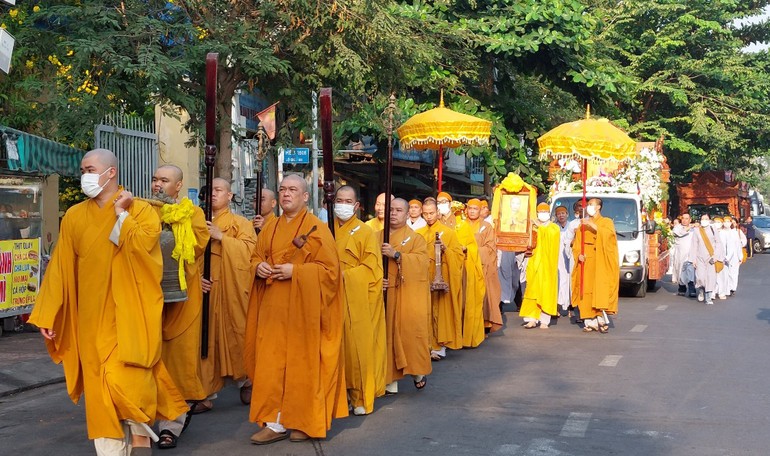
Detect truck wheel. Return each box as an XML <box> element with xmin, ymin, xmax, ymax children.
<box><xmin>647</xmin><ymin>279</ymin><xmax>657</xmax><ymax>292</ymax></box>
<box><xmin>632</xmin><ymin>282</ymin><xmax>646</xmax><ymax>298</ymax></box>
<box><xmin>753</xmin><ymin>238</ymin><xmax>763</xmax><ymax>254</ymax></box>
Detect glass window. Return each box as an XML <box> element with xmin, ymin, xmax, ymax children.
<box><xmin>552</xmin><ymin>196</ymin><xmax>640</xmax><ymax>237</ymax></box>
<box><xmin>0</xmin><ymin>178</ymin><xmax>43</xmax><ymax>242</ymax></box>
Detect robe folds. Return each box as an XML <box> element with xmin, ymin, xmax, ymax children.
<box><xmin>335</xmin><ymin>216</ymin><xmax>386</xmax><ymax>414</ymax></box>
<box><xmin>244</xmin><ymin>208</ymin><xmax>347</xmax><ymax>438</ymax></box>
<box><xmin>28</xmin><ymin>190</ymin><xmax>188</xmax><ymax>440</ymax></box>
<box><xmin>571</xmin><ymin>215</ymin><xmax>620</xmax><ymax>319</ymax></box>
<box><xmin>455</xmin><ymin>220</ymin><xmax>486</xmax><ymax>348</ymax></box>
<box><xmin>416</xmin><ymin>221</ymin><xmax>464</xmax><ymax>351</ymax></box>
<box><xmin>692</xmin><ymin>225</ymin><xmax>723</xmax><ymax>293</ymax></box>
<box><xmin>200</xmin><ymin>208</ymin><xmax>257</xmax><ymax>396</ymax></box>
<box><xmin>521</xmin><ymin>222</ymin><xmax>561</xmax><ymax>320</ymax></box>
<box><xmin>157</xmin><ymin>204</ymin><xmax>209</xmax><ymax>401</ymax></box>
<box><xmin>468</xmin><ymin>219</ymin><xmax>503</xmax><ymax>333</ymax></box>
<box><xmin>365</xmin><ymin>217</ymin><xmax>384</xmax><ymax>232</ymax></box>
<box><xmin>380</xmin><ymin>226</ymin><xmax>432</xmax><ymax>382</ymax></box>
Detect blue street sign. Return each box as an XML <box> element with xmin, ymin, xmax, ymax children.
<box><xmin>284</xmin><ymin>148</ymin><xmax>310</xmax><ymax>164</ymax></box>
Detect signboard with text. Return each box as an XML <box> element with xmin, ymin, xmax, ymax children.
<box><xmin>284</xmin><ymin>148</ymin><xmax>310</xmax><ymax>164</ymax></box>
<box><xmin>0</xmin><ymin>238</ymin><xmax>41</xmax><ymax>316</ymax></box>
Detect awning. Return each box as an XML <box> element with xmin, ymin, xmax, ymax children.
<box><xmin>1</xmin><ymin>125</ymin><xmax>84</xmax><ymax>177</ymax></box>
<box><xmin>443</xmin><ymin>172</ymin><xmax>484</xmax><ymax>186</ymax></box>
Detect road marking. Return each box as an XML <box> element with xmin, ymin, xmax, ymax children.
<box><xmin>599</xmin><ymin>355</ymin><xmax>623</xmax><ymax>367</ymax></box>
<box><xmin>630</xmin><ymin>324</ymin><xmax>647</xmax><ymax>332</ymax></box>
<box><xmin>494</xmin><ymin>444</ymin><xmax>521</xmax><ymax>455</ymax></box>
<box><xmin>560</xmin><ymin>412</ymin><xmax>592</xmax><ymax>438</ymax></box>
<box><xmin>656</xmin><ymin>305</ymin><xmax>668</xmax><ymax>311</ymax></box>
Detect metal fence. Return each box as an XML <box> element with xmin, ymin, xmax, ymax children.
<box><xmin>94</xmin><ymin>114</ymin><xmax>157</xmax><ymax>198</ymax></box>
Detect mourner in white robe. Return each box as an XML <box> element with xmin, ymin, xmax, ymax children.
<box><xmin>691</xmin><ymin>216</ymin><xmax>724</xmax><ymax>305</ymax></box>
<box><xmin>719</xmin><ymin>217</ymin><xmax>745</xmax><ymax>298</ymax></box>
<box><xmin>672</xmin><ymin>215</ymin><xmax>696</xmax><ymax>296</ymax></box>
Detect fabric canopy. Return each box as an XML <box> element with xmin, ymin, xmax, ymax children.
<box><xmin>537</xmin><ymin>117</ymin><xmax>636</xmax><ymax>162</ymax></box>
<box><xmin>2</xmin><ymin>125</ymin><xmax>84</xmax><ymax>177</ymax></box>
<box><xmin>397</xmin><ymin>94</ymin><xmax>492</xmax><ymax>151</ymax></box>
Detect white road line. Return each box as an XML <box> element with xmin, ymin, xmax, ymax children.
<box><xmin>599</xmin><ymin>355</ymin><xmax>623</xmax><ymax>367</ymax></box>
<box><xmin>630</xmin><ymin>324</ymin><xmax>647</xmax><ymax>333</ymax></box>
<box><xmin>656</xmin><ymin>305</ymin><xmax>668</xmax><ymax>311</ymax></box>
<box><xmin>560</xmin><ymin>412</ymin><xmax>592</xmax><ymax>438</ymax></box>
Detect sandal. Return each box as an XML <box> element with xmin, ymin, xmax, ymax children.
<box><xmin>523</xmin><ymin>322</ymin><xmax>539</xmax><ymax>329</ymax></box>
<box><xmin>582</xmin><ymin>326</ymin><xmax>595</xmax><ymax>332</ymax></box>
<box><xmin>598</xmin><ymin>325</ymin><xmax>609</xmax><ymax>334</ymax></box>
<box><xmin>157</xmin><ymin>430</ymin><xmax>178</xmax><ymax>450</ymax></box>
<box><xmin>189</xmin><ymin>400</ymin><xmax>213</xmax><ymax>415</ymax></box>
<box><xmin>414</xmin><ymin>376</ymin><xmax>427</xmax><ymax>390</ymax></box>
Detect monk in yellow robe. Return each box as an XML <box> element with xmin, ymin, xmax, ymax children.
<box><xmin>252</xmin><ymin>188</ymin><xmax>277</xmax><ymax>233</ymax></box>
<box><xmin>465</xmin><ymin>199</ymin><xmax>503</xmax><ymax>334</ymax></box>
<box><xmin>197</xmin><ymin>178</ymin><xmax>258</xmax><ymax>412</ymax></box>
<box><xmin>455</xmin><ymin>211</ymin><xmax>486</xmax><ymax>348</ymax></box>
<box><xmin>416</xmin><ymin>198</ymin><xmax>464</xmax><ymax>360</ymax></box>
<box><xmin>333</xmin><ymin>185</ymin><xmax>386</xmax><ymax>416</ymax></box>
<box><xmin>151</xmin><ymin>164</ymin><xmax>210</xmax><ymax>448</ymax></box>
<box><xmin>29</xmin><ymin>149</ymin><xmax>188</xmax><ymax>454</ymax></box>
<box><xmin>436</xmin><ymin>191</ymin><xmax>457</xmax><ymax>228</ymax></box>
<box><xmin>245</xmin><ymin>174</ymin><xmax>347</xmax><ymax>445</ymax></box>
<box><xmin>572</xmin><ymin>198</ymin><xmax>619</xmax><ymax>333</ymax></box>
<box><xmin>365</xmin><ymin>192</ymin><xmax>392</xmax><ymax>232</ymax></box>
<box><xmin>380</xmin><ymin>198</ymin><xmax>431</xmax><ymax>394</ymax></box>
<box><xmin>521</xmin><ymin>203</ymin><xmax>561</xmax><ymax>329</ymax></box>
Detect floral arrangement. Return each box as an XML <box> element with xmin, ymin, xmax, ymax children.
<box><xmin>614</xmin><ymin>147</ymin><xmax>665</xmax><ymax>213</ymax></box>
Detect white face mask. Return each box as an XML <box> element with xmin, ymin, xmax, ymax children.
<box><xmin>724</xmin><ymin>222</ymin><xmax>732</xmax><ymax>229</ymax></box>
<box><xmin>333</xmin><ymin>203</ymin><xmax>356</xmax><ymax>222</ymax></box>
<box><xmin>437</xmin><ymin>202</ymin><xmax>451</xmax><ymax>216</ymax></box>
<box><xmin>81</xmin><ymin>168</ymin><xmax>112</xmax><ymax>198</ymax></box>
<box><xmin>712</xmin><ymin>222</ymin><xmax>722</xmax><ymax>230</ymax></box>
<box><xmin>537</xmin><ymin>212</ymin><xmax>550</xmax><ymax>222</ymax></box>
<box><xmin>701</xmin><ymin>219</ymin><xmax>710</xmax><ymax>227</ymax></box>
<box><xmin>586</xmin><ymin>205</ymin><xmax>597</xmax><ymax>217</ymax></box>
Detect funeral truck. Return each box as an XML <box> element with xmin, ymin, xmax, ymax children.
<box><xmin>551</xmin><ymin>192</ymin><xmax>666</xmax><ymax>298</ymax></box>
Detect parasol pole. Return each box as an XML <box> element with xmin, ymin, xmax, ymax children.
<box><xmin>579</xmin><ymin>104</ymin><xmax>590</xmax><ymax>300</ymax></box>
<box><xmin>383</xmin><ymin>95</ymin><xmax>396</xmax><ymax>303</ymax></box>
<box><xmin>320</xmin><ymin>88</ymin><xmax>335</xmax><ymax>236</ymax></box>
<box><xmin>201</xmin><ymin>52</ymin><xmax>218</xmax><ymax>359</ymax></box>
<box><xmin>437</xmin><ymin>145</ymin><xmax>444</xmax><ymax>193</ymax></box>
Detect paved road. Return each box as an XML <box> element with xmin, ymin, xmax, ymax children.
<box><xmin>2</xmin><ymin>254</ymin><xmax>769</xmax><ymax>455</ymax></box>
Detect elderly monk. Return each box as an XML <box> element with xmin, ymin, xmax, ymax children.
<box><xmin>691</xmin><ymin>214</ymin><xmax>723</xmax><ymax>305</ymax></box>
<box><xmin>555</xmin><ymin>205</ymin><xmax>575</xmax><ymax>315</ymax></box>
<box><xmin>150</xmin><ymin>165</ymin><xmax>210</xmax><ymax>449</ymax></box>
<box><xmin>29</xmin><ymin>149</ymin><xmax>188</xmax><ymax>455</ymax></box>
<box><xmin>333</xmin><ymin>185</ymin><xmax>386</xmax><ymax>416</ymax></box>
<box><xmin>416</xmin><ymin>198</ymin><xmax>464</xmax><ymax>360</ymax></box>
<box><xmin>196</xmin><ymin>178</ymin><xmax>258</xmax><ymax>412</ymax></box>
<box><xmin>436</xmin><ymin>191</ymin><xmax>457</xmax><ymax>228</ymax></box>
<box><xmin>381</xmin><ymin>198</ymin><xmax>431</xmax><ymax>394</ymax></box>
<box><xmin>252</xmin><ymin>188</ymin><xmax>277</xmax><ymax>232</ymax></box>
<box><xmin>521</xmin><ymin>203</ymin><xmax>561</xmax><ymax>329</ymax></box>
<box><xmin>573</xmin><ymin>198</ymin><xmax>619</xmax><ymax>333</ymax></box>
<box><xmin>407</xmin><ymin>199</ymin><xmax>427</xmax><ymax>230</ymax></box>
<box><xmin>480</xmin><ymin>199</ymin><xmax>493</xmax><ymax>225</ymax></box>
<box><xmin>672</xmin><ymin>213</ymin><xmax>696</xmax><ymax>297</ymax></box>
<box><xmin>465</xmin><ymin>199</ymin><xmax>503</xmax><ymax>334</ymax></box>
<box><xmin>365</xmin><ymin>192</ymin><xmax>393</xmax><ymax>232</ymax></box>
<box><xmin>454</xmin><ymin>204</ymin><xmax>486</xmax><ymax>347</ymax></box>
<box><xmin>245</xmin><ymin>174</ymin><xmax>347</xmax><ymax>444</ymax></box>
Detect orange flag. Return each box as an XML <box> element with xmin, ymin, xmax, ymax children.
<box><xmin>256</xmin><ymin>102</ymin><xmax>279</xmax><ymax>140</ymax></box>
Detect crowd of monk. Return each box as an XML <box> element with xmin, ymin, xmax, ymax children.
<box><xmin>29</xmin><ymin>149</ymin><xmax>623</xmax><ymax>455</ymax></box>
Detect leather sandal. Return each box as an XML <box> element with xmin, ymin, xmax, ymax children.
<box><xmin>157</xmin><ymin>430</ymin><xmax>178</xmax><ymax>450</ymax></box>
<box><xmin>189</xmin><ymin>400</ymin><xmax>213</xmax><ymax>415</ymax></box>
<box><xmin>250</xmin><ymin>427</ymin><xmax>288</xmax><ymax>445</ymax></box>
<box><xmin>413</xmin><ymin>376</ymin><xmax>427</xmax><ymax>390</ymax></box>
<box><xmin>240</xmin><ymin>383</ymin><xmax>252</xmax><ymax>405</ymax></box>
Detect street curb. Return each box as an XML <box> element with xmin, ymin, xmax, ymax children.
<box><xmin>0</xmin><ymin>376</ymin><xmax>66</xmax><ymax>398</ymax></box>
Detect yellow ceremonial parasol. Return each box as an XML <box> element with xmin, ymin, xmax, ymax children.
<box><xmin>397</xmin><ymin>91</ymin><xmax>492</xmax><ymax>192</ymax></box>
<box><xmin>537</xmin><ymin>106</ymin><xmax>636</xmax><ymax>299</ymax></box>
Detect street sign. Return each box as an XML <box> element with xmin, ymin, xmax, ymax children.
<box><xmin>0</xmin><ymin>29</ymin><xmax>15</xmax><ymax>74</ymax></box>
<box><xmin>284</xmin><ymin>147</ymin><xmax>310</xmax><ymax>164</ymax></box>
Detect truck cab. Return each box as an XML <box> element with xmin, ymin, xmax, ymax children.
<box><xmin>552</xmin><ymin>192</ymin><xmax>653</xmax><ymax>297</ymax></box>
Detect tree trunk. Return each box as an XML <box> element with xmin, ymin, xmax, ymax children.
<box><xmin>215</xmin><ymin>95</ymin><xmax>234</xmax><ymax>180</ymax></box>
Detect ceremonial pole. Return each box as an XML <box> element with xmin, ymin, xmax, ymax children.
<box><xmin>382</xmin><ymin>94</ymin><xmax>396</xmax><ymax>282</ymax></box>
<box><xmin>201</xmin><ymin>52</ymin><xmax>218</xmax><ymax>359</ymax></box>
<box><xmin>320</xmin><ymin>88</ymin><xmax>335</xmax><ymax>236</ymax></box>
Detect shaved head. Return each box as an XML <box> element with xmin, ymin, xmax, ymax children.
<box><xmin>392</xmin><ymin>198</ymin><xmax>408</xmax><ymax>212</ymax></box>
<box><xmin>83</xmin><ymin>148</ymin><xmax>118</xmax><ymax>169</ymax></box>
<box><xmin>257</xmin><ymin>188</ymin><xmax>277</xmax><ymax>217</ymax></box>
<box><xmin>336</xmin><ymin>185</ymin><xmax>358</xmax><ymax>201</ymax></box>
<box><xmin>390</xmin><ymin>198</ymin><xmax>409</xmax><ymax>230</ymax></box>
<box><xmin>158</xmin><ymin>164</ymin><xmax>183</xmax><ymax>181</ymax></box>
<box><xmin>282</xmin><ymin>174</ymin><xmax>308</xmax><ymax>193</ymax></box>
<box><xmin>212</xmin><ymin>177</ymin><xmax>231</xmax><ymax>192</ymax></box>
<box><xmin>152</xmin><ymin>164</ymin><xmax>184</xmax><ymax>199</ymax></box>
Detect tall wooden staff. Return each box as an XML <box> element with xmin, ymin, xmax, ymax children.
<box><xmin>201</xmin><ymin>52</ymin><xmax>218</xmax><ymax>359</ymax></box>
<box><xmin>320</xmin><ymin>88</ymin><xmax>335</xmax><ymax>236</ymax></box>
<box><xmin>382</xmin><ymin>95</ymin><xmax>396</xmax><ymax>293</ymax></box>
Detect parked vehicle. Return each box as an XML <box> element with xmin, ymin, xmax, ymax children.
<box><xmin>752</xmin><ymin>216</ymin><xmax>770</xmax><ymax>253</ymax></box>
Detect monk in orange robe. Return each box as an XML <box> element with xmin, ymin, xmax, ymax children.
<box><xmin>197</xmin><ymin>178</ymin><xmax>258</xmax><ymax>412</ymax></box>
<box><xmin>454</xmin><ymin>210</ymin><xmax>486</xmax><ymax>348</ymax></box>
<box><xmin>151</xmin><ymin>165</ymin><xmax>210</xmax><ymax>448</ymax></box>
<box><xmin>29</xmin><ymin>149</ymin><xmax>188</xmax><ymax>454</ymax></box>
<box><xmin>416</xmin><ymin>198</ymin><xmax>464</xmax><ymax>360</ymax></box>
<box><xmin>465</xmin><ymin>199</ymin><xmax>503</xmax><ymax>334</ymax></box>
<box><xmin>252</xmin><ymin>188</ymin><xmax>277</xmax><ymax>232</ymax></box>
<box><xmin>381</xmin><ymin>198</ymin><xmax>432</xmax><ymax>394</ymax></box>
<box><xmin>333</xmin><ymin>185</ymin><xmax>386</xmax><ymax>416</ymax></box>
<box><xmin>572</xmin><ymin>198</ymin><xmax>619</xmax><ymax>333</ymax></box>
<box><xmin>245</xmin><ymin>174</ymin><xmax>347</xmax><ymax>444</ymax></box>
<box><xmin>365</xmin><ymin>192</ymin><xmax>392</xmax><ymax>232</ymax></box>
<box><xmin>436</xmin><ymin>191</ymin><xmax>457</xmax><ymax>228</ymax></box>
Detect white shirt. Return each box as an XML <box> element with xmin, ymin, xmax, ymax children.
<box><xmin>407</xmin><ymin>217</ymin><xmax>427</xmax><ymax>230</ymax></box>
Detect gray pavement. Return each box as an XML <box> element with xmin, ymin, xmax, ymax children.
<box><xmin>1</xmin><ymin>254</ymin><xmax>769</xmax><ymax>455</ymax></box>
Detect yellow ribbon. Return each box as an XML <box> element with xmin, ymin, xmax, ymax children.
<box><xmin>160</xmin><ymin>197</ymin><xmax>196</xmax><ymax>291</ymax></box>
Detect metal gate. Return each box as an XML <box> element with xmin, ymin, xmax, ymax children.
<box><xmin>94</xmin><ymin>114</ymin><xmax>157</xmax><ymax>198</ymax></box>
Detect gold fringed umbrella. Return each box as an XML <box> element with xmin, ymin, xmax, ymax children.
<box><xmin>397</xmin><ymin>92</ymin><xmax>492</xmax><ymax>192</ymax></box>
<box><xmin>537</xmin><ymin>106</ymin><xmax>637</xmax><ymax>298</ymax></box>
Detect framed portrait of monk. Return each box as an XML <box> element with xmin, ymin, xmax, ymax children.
<box><xmin>495</xmin><ymin>188</ymin><xmax>537</xmax><ymax>252</ymax></box>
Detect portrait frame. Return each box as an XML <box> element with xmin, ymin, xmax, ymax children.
<box><xmin>495</xmin><ymin>187</ymin><xmax>537</xmax><ymax>252</ymax></box>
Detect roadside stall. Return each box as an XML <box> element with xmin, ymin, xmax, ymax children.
<box><xmin>0</xmin><ymin>125</ymin><xmax>83</xmax><ymax>335</ymax></box>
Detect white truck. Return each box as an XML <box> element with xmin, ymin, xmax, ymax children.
<box><xmin>551</xmin><ymin>191</ymin><xmax>663</xmax><ymax>297</ymax></box>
